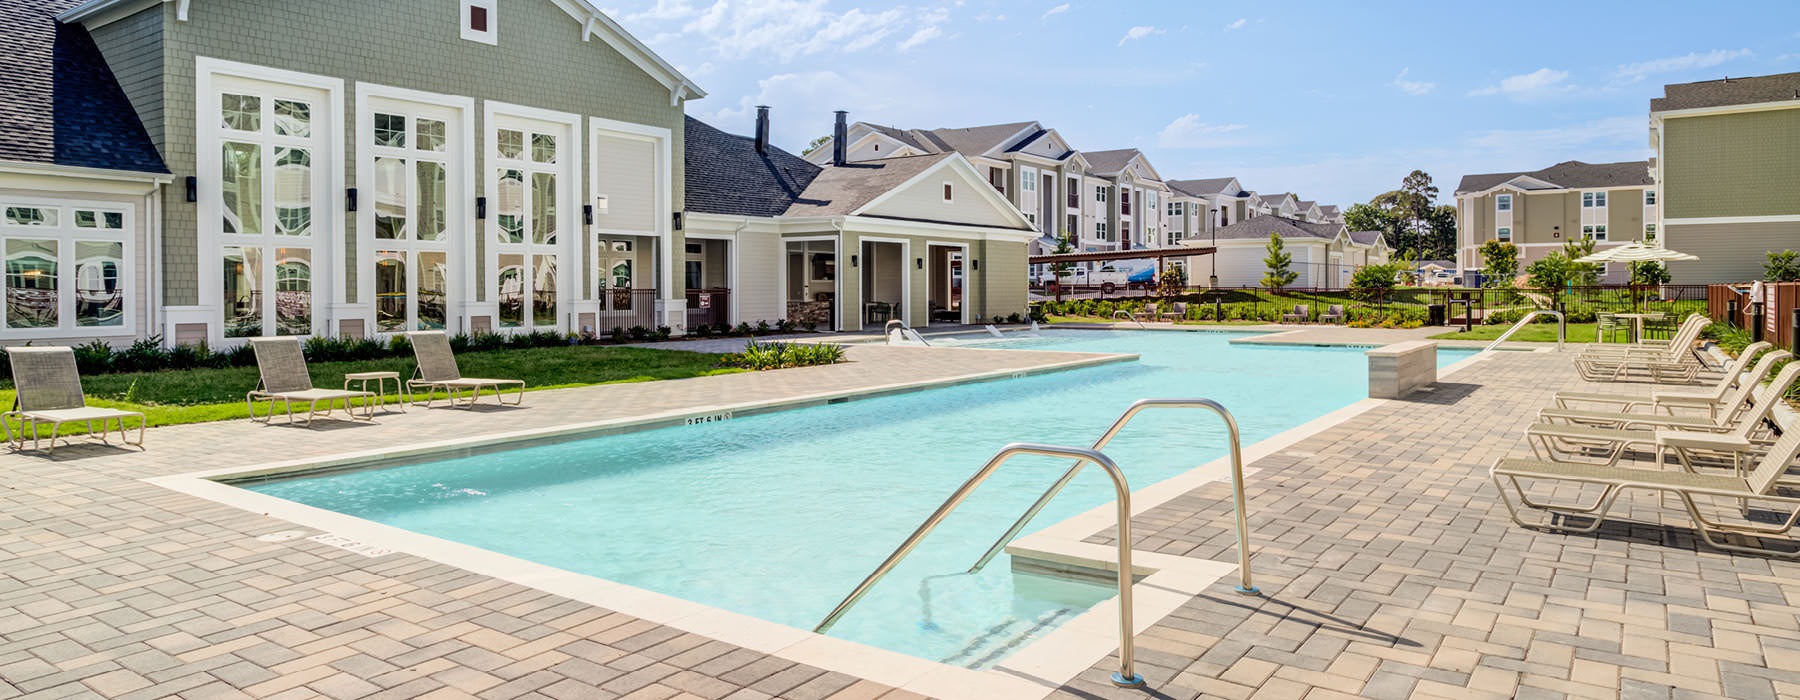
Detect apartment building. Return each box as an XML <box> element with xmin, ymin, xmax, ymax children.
<box><xmin>1</xmin><ymin>0</ymin><xmax>710</xmax><ymax>346</ymax></box>
<box><xmin>1162</xmin><ymin>177</ymin><xmax>1251</xmax><ymax>248</ymax></box>
<box><xmin>1081</xmin><ymin>149</ymin><xmax>1170</xmax><ymax>253</ymax></box>
<box><xmin>1177</xmin><ymin>215</ymin><xmax>1389</xmax><ymax>288</ymax></box>
<box><xmin>1650</xmin><ymin>71</ymin><xmax>1800</xmax><ymax>282</ymax></box>
<box><xmin>1454</xmin><ymin>161</ymin><xmax>1655</xmax><ymax>282</ymax></box>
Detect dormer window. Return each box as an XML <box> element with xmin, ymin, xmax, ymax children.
<box><xmin>462</xmin><ymin>0</ymin><xmax>496</xmax><ymax>45</ymax></box>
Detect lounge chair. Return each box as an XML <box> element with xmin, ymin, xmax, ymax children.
<box><xmin>1552</xmin><ymin>342</ymin><xmax>1773</xmax><ymax>418</ymax></box>
<box><xmin>1581</xmin><ymin>315</ymin><xmax>1707</xmax><ymax>355</ymax></box>
<box><xmin>1160</xmin><ymin>302</ymin><xmax>1186</xmax><ymax>322</ymax></box>
<box><xmin>406</xmin><ymin>331</ymin><xmax>525</xmax><ymax>408</ymax></box>
<box><xmin>2</xmin><ymin>346</ymin><xmax>144</xmax><ymax>453</ymax></box>
<box><xmin>1280</xmin><ymin>304</ymin><xmax>1308</xmax><ymax>323</ymax></box>
<box><xmin>246</xmin><ymin>338</ymin><xmax>375</xmax><ymax>426</ymax></box>
<box><xmin>1319</xmin><ymin>304</ymin><xmax>1346</xmax><ymax>324</ymax></box>
<box><xmin>1538</xmin><ymin>349</ymin><xmax>1782</xmax><ymax>432</ymax></box>
<box><xmin>1526</xmin><ymin>360</ymin><xmax>1800</xmax><ymax>467</ymax></box>
<box><xmin>1571</xmin><ymin>317</ymin><xmax>1711</xmax><ymax>383</ymax></box>
<box><xmin>1491</xmin><ymin>421</ymin><xmax>1800</xmax><ymax>558</ymax></box>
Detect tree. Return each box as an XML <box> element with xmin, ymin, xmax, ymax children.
<box><xmin>1158</xmin><ymin>266</ymin><xmax>1187</xmax><ymax>302</ymax></box>
<box><xmin>1478</xmin><ymin>240</ymin><xmax>1519</xmax><ymax>287</ymax></box>
<box><xmin>1048</xmin><ymin>236</ymin><xmax>1075</xmax><ymax>301</ymax></box>
<box><xmin>1350</xmin><ymin>262</ymin><xmax>1402</xmax><ymax>303</ymax></box>
<box><xmin>1426</xmin><ymin>204</ymin><xmax>1458</xmax><ymax>261</ymax></box>
<box><xmin>802</xmin><ymin>135</ymin><xmax>831</xmax><ymax>156</ymax></box>
<box><xmin>1342</xmin><ymin>203</ymin><xmax>1396</xmax><ymax>239</ymax></box>
<box><xmin>1629</xmin><ymin>260</ymin><xmax>1671</xmax><ymax>286</ymax></box>
<box><xmin>1766</xmin><ymin>250</ymin><xmax>1800</xmax><ymax>282</ymax></box>
<box><xmin>1353</xmin><ymin>171</ymin><xmax>1444</xmax><ymax>259</ymax></box>
<box><xmin>1526</xmin><ymin>251</ymin><xmax>1572</xmax><ymax>304</ymax></box>
<box><xmin>1261</xmin><ymin>233</ymin><xmax>1298</xmax><ymax>289</ymax></box>
<box><xmin>1562</xmin><ymin>238</ymin><xmax>1601</xmax><ymax>287</ymax></box>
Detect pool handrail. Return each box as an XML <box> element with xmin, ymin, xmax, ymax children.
<box><xmin>812</xmin><ymin>442</ymin><xmax>1149</xmax><ymax>688</ymax></box>
<box><xmin>1482</xmin><ymin>309</ymin><xmax>1565</xmax><ymax>354</ymax></box>
<box><xmin>1112</xmin><ymin>309</ymin><xmax>1146</xmax><ymax>329</ymax></box>
<box><xmin>966</xmin><ymin>399</ymin><xmax>1259</xmax><ymax>601</ymax></box>
<box><xmin>884</xmin><ymin>319</ymin><xmax>930</xmax><ymax>346</ymax></box>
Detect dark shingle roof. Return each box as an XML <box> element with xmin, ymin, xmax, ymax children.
<box><xmin>1347</xmin><ymin>230</ymin><xmax>1384</xmax><ymax>246</ymax></box>
<box><xmin>1652</xmin><ymin>72</ymin><xmax>1800</xmax><ymax>112</ymax></box>
<box><xmin>1214</xmin><ymin>214</ymin><xmax>1343</xmax><ymax>242</ymax></box>
<box><xmin>867</xmin><ymin>124</ymin><xmax>929</xmax><ymax>151</ymax></box>
<box><xmin>1166</xmin><ymin>177</ymin><xmax>1238</xmax><ymax>197</ymax></box>
<box><xmin>783</xmin><ymin>154</ymin><xmax>952</xmax><ymax>218</ymax></box>
<box><xmin>0</xmin><ymin>0</ymin><xmax>165</xmax><ymax>173</ymax></box>
<box><xmin>1455</xmin><ymin>160</ymin><xmax>1651</xmax><ymax>194</ymax></box>
<box><xmin>683</xmin><ymin>116</ymin><xmax>821</xmax><ymax>218</ymax></box>
<box><xmin>923</xmin><ymin>122</ymin><xmax>1035</xmax><ymax>157</ymax></box>
<box><xmin>1082</xmin><ymin>149</ymin><xmax>1143</xmax><ymax>176</ymax></box>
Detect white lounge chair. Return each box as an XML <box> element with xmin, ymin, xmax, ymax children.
<box><xmin>405</xmin><ymin>331</ymin><xmax>525</xmax><ymax>408</ymax></box>
<box><xmin>1576</xmin><ymin>315</ymin><xmax>1708</xmax><ymax>358</ymax></box>
<box><xmin>1538</xmin><ymin>349</ymin><xmax>1783</xmax><ymax>432</ymax></box>
<box><xmin>1492</xmin><ymin>422</ymin><xmax>1800</xmax><ymax>558</ymax></box>
<box><xmin>246</xmin><ymin>338</ymin><xmax>375</xmax><ymax>426</ymax></box>
<box><xmin>1571</xmin><ymin>317</ymin><xmax>1711</xmax><ymax>383</ymax></box>
<box><xmin>1526</xmin><ymin>360</ymin><xmax>1800</xmax><ymax>467</ymax></box>
<box><xmin>2</xmin><ymin>346</ymin><xmax>144</xmax><ymax>453</ymax></box>
<box><xmin>1552</xmin><ymin>341</ymin><xmax>1772</xmax><ymax>418</ymax></box>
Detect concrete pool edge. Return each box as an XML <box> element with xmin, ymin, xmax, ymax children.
<box><xmin>139</xmin><ymin>340</ymin><xmax>1472</xmax><ymax>700</ymax></box>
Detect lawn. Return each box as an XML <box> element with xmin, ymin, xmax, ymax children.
<box><xmin>1</xmin><ymin>345</ymin><xmax>739</xmax><ymax>431</ymax></box>
<box><xmin>1429</xmin><ymin>323</ymin><xmax>1624</xmax><ymax>343</ymax></box>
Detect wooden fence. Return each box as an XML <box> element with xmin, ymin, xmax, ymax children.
<box><xmin>1708</xmin><ymin>282</ymin><xmax>1800</xmax><ymax>349</ymax></box>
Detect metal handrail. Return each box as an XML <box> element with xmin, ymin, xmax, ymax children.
<box><xmin>967</xmin><ymin>399</ymin><xmax>1258</xmax><ymax>600</ymax></box>
<box><xmin>884</xmin><ymin>319</ymin><xmax>930</xmax><ymax>346</ymax></box>
<box><xmin>1481</xmin><ymin>309</ymin><xmax>1565</xmax><ymax>354</ymax></box>
<box><xmin>1112</xmin><ymin>310</ymin><xmax>1146</xmax><ymax>329</ymax></box>
<box><xmin>813</xmin><ymin>442</ymin><xmax>1149</xmax><ymax>688</ymax></box>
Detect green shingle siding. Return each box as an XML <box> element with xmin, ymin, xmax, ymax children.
<box><xmin>1664</xmin><ymin>110</ymin><xmax>1800</xmax><ymax>219</ymax></box>
<box><xmin>88</xmin><ymin>7</ymin><xmax>165</xmax><ymax>161</ymax></box>
<box><xmin>152</xmin><ymin>0</ymin><xmax>686</xmax><ymax>307</ymax></box>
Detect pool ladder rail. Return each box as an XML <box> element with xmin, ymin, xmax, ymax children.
<box><xmin>1112</xmin><ymin>309</ymin><xmax>1147</xmax><ymax>329</ymax></box>
<box><xmin>884</xmin><ymin>319</ymin><xmax>931</xmax><ymax>346</ymax></box>
<box><xmin>1481</xmin><ymin>309</ymin><xmax>1565</xmax><ymax>355</ymax></box>
<box><xmin>813</xmin><ymin>398</ymin><xmax>1259</xmax><ymax>690</ymax></box>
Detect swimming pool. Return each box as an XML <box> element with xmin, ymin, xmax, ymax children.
<box><xmin>242</xmin><ymin>330</ymin><xmax>1474</xmax><ymax>668</ymax></box>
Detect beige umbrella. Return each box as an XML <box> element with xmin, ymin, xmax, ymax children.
<box><xmin>1575</xmin><ymin>241</ymin><xmax>1698</xmax><ymax>263</ymax></box>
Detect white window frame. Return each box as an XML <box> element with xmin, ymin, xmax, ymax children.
<box><xmin>195</xmin><ymin>57</ymin><xmax>343</xmax><ymax>344</ymax></box>
<box><xmin>942</xmin><ymin>181</ymin><xmax>954</xmax><ymax>203</ymax></box>
<box><xmin>1096</xmin><ymin>220</ymin><xmax>1110</xmax><ymax>241</ymax></box>
<box><xmin>484</xmin><ymin>101</ymin><xmax>580</xmax><ymax>334</ymax></box>
<box><xmin>460</xmin><ymin>0</ymin><xmax>497</xmax><ymax>45</ymax></box>
<box><xmin>1644</xmin><ymin>189</ymin><xmax>1656</xmax><ymax>206</ymax></box>
<box><xmin>0</xmin><ymin>197</ymin><xmax>136</xmax><ymax>339</ymax></box>
<box><xmin>356</xmin><ymin>84</ymin><xmax>475</xmax><ymax>337</ymax></box>
<box><xmin>589</xmin><ymin>116</ymin><xmax>673</xmax><ymax>318</ymax></box>
<box><xmin>1094</xmin><ymin>185</ymin><xmax>1108</xmax><ymax>203</ymax></box>
<box><xmin>1581</xmin><ymin>190</ymin><xmax>1609</xmax><ymax>242</ymax></box>
<box><xmin>1496</xmin><ymin>227</ymin><xmax>1511</xmax><ymax>242</ymax></box>
<box><xmin>1495</xmin><ymin>194</ymin><xmax>1512</xmax><ymax>212</ymax></box>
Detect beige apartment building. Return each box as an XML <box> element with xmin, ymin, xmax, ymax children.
<box><xmin>1651</xmin><ymin>71</ymin><xmax>1800</xmax><ymax>282</ymax></box>
<box><xmin>1454</xmin><ymin>161</ymin><xmax>1655</xmax><ymax>283</ymax></box>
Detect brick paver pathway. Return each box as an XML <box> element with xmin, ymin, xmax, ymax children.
<box><xmin>1054</xmin><ymin>350</ymin><xmax>1800</xmax><ymax>700</ymax></box>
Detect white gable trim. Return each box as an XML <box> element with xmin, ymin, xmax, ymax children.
<box><xmin>983</xmin><ymin>123</ymin><xmax>1045</xmax><ymax>158</ymax></box>
<box><xmin>849</xmin><ymin>155</ymin><xmax>1034</xmax><ymax>230</ymax></box>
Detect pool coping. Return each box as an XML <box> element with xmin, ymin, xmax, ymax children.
<box><xmin>143</xmin><ymin>342</ymin><xmax>1493</xmax><ymax>700</ymax></box>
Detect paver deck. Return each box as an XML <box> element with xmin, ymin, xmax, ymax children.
<box><xmin>3</xmin><ymin>334</ymin><xmax>1796</xmax><ymax>700</ymax></box>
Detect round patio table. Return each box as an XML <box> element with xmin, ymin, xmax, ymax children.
<box><xmin>1612</xmin><ymin>313</ymin><xmax>1663</xmax><ymax>344</ymax></box>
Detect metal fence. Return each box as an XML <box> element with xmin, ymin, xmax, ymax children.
<box><xmin>1036</xmin><ymin>284</ymin><xmax>1712</xmax><ymax>326</ymax></box>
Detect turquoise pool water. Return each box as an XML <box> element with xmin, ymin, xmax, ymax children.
<box><xmin>245</xmin><ymin>330</ymin><xmax>1473</xmax><ymax>668</ymax></box>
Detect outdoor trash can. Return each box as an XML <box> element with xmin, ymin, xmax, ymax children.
<box><xmin>1427</xmin><ymin>304</ymin><xmax>1447</xmax><ymax>326</ymax></box>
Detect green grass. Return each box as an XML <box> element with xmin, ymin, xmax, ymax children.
<box><xmin>1</xmin><ymin>345</ymin><xmax>739</xmax><ymax>431</ymax></box>
<box><xmin>1428</xmin><ymin>323</ymin><xmax>1634</xmax><ymax>343</ymax></box>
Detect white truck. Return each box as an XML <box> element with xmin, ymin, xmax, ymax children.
<box><xmin>1044</xmin><ymin>264</ymin><xmax>1152</xmax><ymax>294</ymax></box>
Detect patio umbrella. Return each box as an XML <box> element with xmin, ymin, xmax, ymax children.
<box><xmin>1575</xmin><ymin>241</ymin><xmax>1699</xmax><ymax>263</ymax></box>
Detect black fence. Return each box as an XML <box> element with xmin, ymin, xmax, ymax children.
<box><xmin>1034</xmin><ymin>284</ymin><xmax>1712</xmax><ymax>326</ymax></box>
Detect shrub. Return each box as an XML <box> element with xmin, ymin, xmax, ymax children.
<box><xmin>655</xmin><ymin>325</ymin><xmax>673</xmax><ymax>341</ymax></box>
<box><xmin>609</xmin><ymin>327</ymin><xmax>628</xmax><ymax>343</ymax></box>
<box><xmin>693</xmin><ymin>324</ymin><xmax>713</xmax><ymax>338</ymax></box>
<box><xmin>735</xmin><ymin>322</ymin><xmax>754</xmax><ymax>335</ymax></box>
<box><xmin>720</xmin><ymin>341</ymin><xmax>847</xmax><ymax>370</ymax></box>
<box><xmin>116</xmin><ymin>337</ymin><xmax>170</xmax><ymax>372</ymax></box>
<box><xmin>1767</xmin><ymin>251</ymin><xmax>1800</xmax><ymax>282</ymax></box>
<box><xmin>1007</xmin><ymin>312</ymin><xmax>1023</xmax><ymax>324</ymax></box>
<box><xmin>756</xmin><ymin>320</ymin><xmax>771</xmax><ymax>334</ymax></box>
<box><xmin>73</xmin><ymin>340</ymin><xmax>114</xmax><ymax>375</ymax></box>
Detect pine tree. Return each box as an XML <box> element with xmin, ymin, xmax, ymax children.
<box><xmin>1261</xmin><ymin>233</ymin><xmax>1298</xmax><ymax>289</ymax></box>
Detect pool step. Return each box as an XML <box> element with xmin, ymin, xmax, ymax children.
<box><xmin>939</xmin><ymin>607</ymin><xmax>1080</xmax><ymax>669</ymax></box>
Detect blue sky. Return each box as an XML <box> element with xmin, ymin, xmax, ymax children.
<box><xmin>605</xmin><ymin>1</ymin><xmax>1800</xmax><ymax>206</ymax></box>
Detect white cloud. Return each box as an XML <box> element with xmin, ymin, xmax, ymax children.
<box><xmin>897</xmin><ymin>26</ymin><xmax>942</xmax><ymax>52</ymax></box>
<box><xmin>1467</xmin><ymin>68</ymin><xmax>1572</xmax><ymax>99</ymax></box>
<box><xmin>1118</xmin><ymin>25</ymin><xmax>1163</xmax><ymax>46</ymax></box>
<box><xmin>1225</xmin><ymin>18</ymin><xmax>1246</xmax><ymax>31</ymax></box>
<box><xmin>1156</xmin><ymin>114</ymin><xmax>1248</xmax><ymax>148</ymax></box>
<box><xmin>1392</xmin><ymin>68</ymin><xmax>1434</xmax><ymax>96</ymax></box>
<box><xmin>698</xmin><ymin>70</ymin><xmax>940</xmax><ymax>151</ymax></box>
<box><xmin>1464</xmin><ymin>115</ymin><xmax>1645</xmax><ymax>153</ymax></box>
<box><xmin>1041</xmin><ymin>3</ymin><xmax>1069</xmax><ymax>20</ymax></box>
<box><xmin>1615</xmin><ymin>49</ymin><xmax>1752</xmax><ymax>82</ymax></box>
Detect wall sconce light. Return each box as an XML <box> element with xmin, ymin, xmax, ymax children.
<box><xmin>184</xmin><ymin>176</ymin><xmax>197</xmax><ymax>203</ymax></box>
<box><xmin>850</xmin><ymin>254</ymin><xmax>859</xmax><ymax>267</ymax></box>
<box><xmin>972</xmin><ymin>259</ymin><xmax>980</xmax><ymax>271</ymax></box>
<box><xmin>672</xmin><ymin>212</ymin><xmax>684</xmax><ymax>230</ymax></box>
<box><xmin>583</xmin><ymin>204</ymin><xmax>593</xmax><ymax>226</ymax></box>
<box><xmin>916</xmin><ymin>258</ymin><xmax>924</xmax><ymax>269</ymax></box>
<box><xmin>476</xmin><ymin>196</ymin><xmax>487</xmax><ymax>219</ymax></box>
<box><xmin>346</xmin><ymin>188</ymin><xmax>358</xmax><ymax>212</ymax></box>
